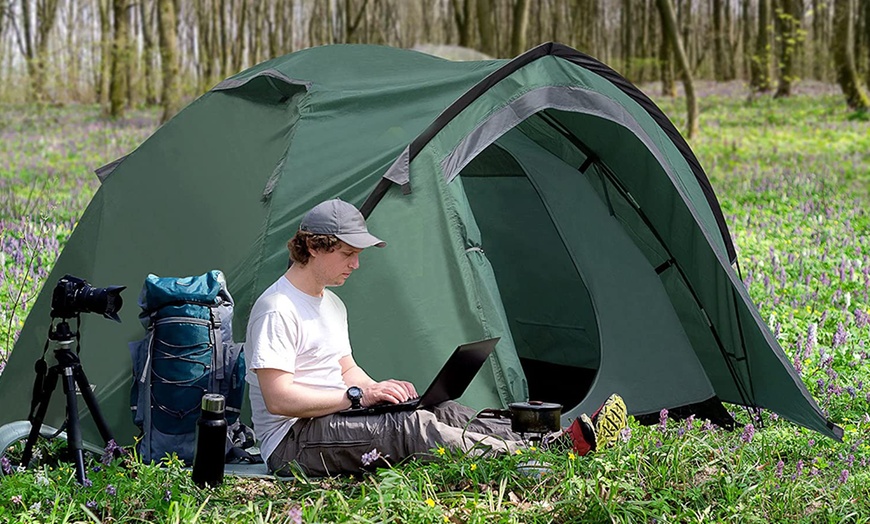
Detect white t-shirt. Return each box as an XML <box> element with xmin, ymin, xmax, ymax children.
<box><xmin>245</xmin><ymin>275</ymin><xmax>352</xmax><ymax>463</ymax></box>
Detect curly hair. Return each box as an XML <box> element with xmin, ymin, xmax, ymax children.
<box><xmin>288</xmin><ymin>230</ymin><xmax>340</xmax><ymax>266</ymax></box>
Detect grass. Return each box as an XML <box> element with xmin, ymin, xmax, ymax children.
<box><xmin>1</xmin><ymin>82</ymin><xmax>869</xmax><ymax>522</ymax></box>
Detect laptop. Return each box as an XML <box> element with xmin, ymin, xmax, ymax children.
<box><xmin>338</xmin><ymin>337</ymin><xmax>500</xmax><ymax>416</ymax></box>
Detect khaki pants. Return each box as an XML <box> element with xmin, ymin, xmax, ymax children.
<box><xmin>267</xmin><ymin>401</ymin><xmax>526</xmax><ymax>476</ymax></box>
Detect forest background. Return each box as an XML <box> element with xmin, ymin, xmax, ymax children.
<box><xmin>0</xmin><ymin>0</ymin><xmax>869</xmax><ymax>121</ymax></box>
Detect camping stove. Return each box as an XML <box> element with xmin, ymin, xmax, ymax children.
<box><xmin>479</xmin><ymin>400</ymin><xmax>563</xmax><ymax>442</ymax></box>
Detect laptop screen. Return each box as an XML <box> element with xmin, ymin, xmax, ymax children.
<box><xmin>416</xmin><ymin>337</ymin><xmax>500</xmax><ymax>407</ymax></box>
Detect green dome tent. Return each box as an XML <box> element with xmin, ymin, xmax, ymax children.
<box><xmin>0</xmin><ymin>43</ymin><xmax>842</xmax><ymax>449</ymax></box>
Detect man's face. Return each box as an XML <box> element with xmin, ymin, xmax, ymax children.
<box><xmin>310</xmin><ymin>241</ymin><xmax>364</xmax><ymax>287</ymax></box>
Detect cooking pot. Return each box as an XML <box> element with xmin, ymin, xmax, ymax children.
<box><xmin>479</xmin><ymin>400</ymin><xmax>563</xmax><ymax>434</ymax></box>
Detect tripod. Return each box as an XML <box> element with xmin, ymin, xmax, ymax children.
<box><xmin>20</xmin><ymin>319</ymin><xmax>115</xmax><ymax>484</ymax></box>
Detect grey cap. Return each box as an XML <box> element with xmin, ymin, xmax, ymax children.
<box><xmin>299</xmin><ymin>199</ymin><xmax>386</xmax><ymax>249</ymax></box>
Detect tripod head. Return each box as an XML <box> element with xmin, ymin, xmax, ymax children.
<box><xmin>44</xmin><ymin>318</ymin><xmax>81</xmax><ymax>368</ymax></box>
<box><xmin>48</xmin><ymin>318</ymin><xmax>76</xmax><ymax>344</ymax></box>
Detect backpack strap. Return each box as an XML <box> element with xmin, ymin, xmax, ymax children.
<box><xmin>210</xmin><ymin>306</ymin><xmax>225</xmax><ymax>382</ymax></box>
<box><xmin>142</xmin><ymin>329</ymin><xmax>155</xmax><ymax>463</ymax></box>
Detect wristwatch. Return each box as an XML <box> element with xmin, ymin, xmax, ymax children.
<box><xmin>346</xmin><ymin>386</ymin><xmax>363</xmax><ymax>409</ymax></box>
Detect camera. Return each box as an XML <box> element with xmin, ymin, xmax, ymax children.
<box><xmin>50</xmin><ymin>274</ymin><xmax>125</xmax><ymax>322</ymax></box>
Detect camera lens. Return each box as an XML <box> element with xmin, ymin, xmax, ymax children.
<box><xmin>79</xmin><ymin>285</ymin><xmax>125</xmax><ymax>321</ymax></box>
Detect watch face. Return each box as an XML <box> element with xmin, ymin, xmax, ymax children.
<box><xmin>347</xmin><ymin>386</ymin><xmax>363</xmax><ymax>408</ymax></box>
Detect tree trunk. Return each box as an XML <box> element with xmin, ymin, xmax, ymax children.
<box><xmin>862</xmin><ymin>0</ymin><xmax>870</xmax><ymax>87</ymax></box>
<box><xmin>510</xmin><ymin>0</ymin><xmax>529</xmax><ymax>57</ymax></box>
<box><xmin>476</xmin><ymin>0</ymin><xmax>496</xmax><ymax>56</ymax></box>
<box><xmin>65</xmin><ymin>0</ymin><xmax>80</xmax><ymax>100</ymax></box>
<box><xmin>638</xmin><ymin>0</ymin><xmax>652</xmax><ymax>83</ymax></box>
<box><xmin>724</xmin><ymin>0</ymin><xmax>737</xmax><ymax>79</ymax></box>
<box><xmin>158</xmin><ymin>0</ymin><xmax>181</xmax><ymax>122</ymax></box>
<box><xmin>451</xmin><ymin>0</ymin><xmax>473</xmax><ymax>48</ymax></box>
<box><xmin>622</xmin><ymin>0</ymin><xmax>633</xmax><ymax>79</ymax></box>
<box><xmin>97</xmin><ymin>0</ymin><xmax>112</xmax><ymax>108</ymax></box>
<box><xmin>126</xmin><ymin>1</ymin><xmax>139</xmax><ymax>107</ymax></box>
<box><xmin>344</xmin><ymin>0</ymin><xmax>369</xmax><ymax>43</ymax></box>
<box><xmin>231</xmin><ymin>0</ymin><xmax>247</xmax><ymax>72</ymax></box>
<box><xmin>109</xmin><ymin>0</ymin><xmax>130</xmax><ymax>117</ymax></box>
<box><xmin>833</xmin><ymin>0</ymin><xmax>870</xmax><ymax>110</ymax></box>
<box><xmin>811</xmin><ymin>0</ymin><xmax>823</xmax><ymax>79</ymax></box>
<box><xmin>219</xmin><ymin>0</ymin><xmax>229</xmax><ymax>76</ymax></box>
<box><xmin>21</xmin><ymin>0</ymin><xmax>61</xmax><ymax>101</ymax></box>
<box><xmin>657</xmin><ymin>0</ymin><xmax>698</xmax><ymax>139</ymax></box>
<box><xmin>741</xmin><ymin>0</ymin><xmax>753</xmax><ymax>79</ymax></box>
<box><xmin>660</xmin><ymin>7</ymin><xmax>676</xmax><ymax>97</ymax></box>
<box><xmin>775</xmin><ymin>0</ymin><xmax>801</xmax><ymax>97</ymax></box>
<box><xmin>713</xmin><ymin>0</ymin><xmax>726</xmax><ymax>80</ymax></box>
<box><xmin>751</xmin><ymin>0</ymin><xmax>773</xmax><ymax>92</ymax></box>
<box><xmin>139</xmin><ymin>0</ymin><xmax>157</xmax><ymax>104</ymax></box>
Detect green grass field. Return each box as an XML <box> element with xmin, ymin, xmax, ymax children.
<box><xmin>1</xmin><ymin>82</ymin><xmax>869</xmax><ymax>522</ymax></box>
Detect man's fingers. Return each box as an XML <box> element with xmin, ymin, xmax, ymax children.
<box><xmin>387</xmin><ymin>379</ymin><xmax>417</xmax><ymax>399</ymax></box>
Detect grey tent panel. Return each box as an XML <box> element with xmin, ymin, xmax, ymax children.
<box><xmin>213</xmin><ymin>68</ymin><xmax>311</xmax><ymax>92</ymax></box>
<box><xmin>95</xmin><ymin>155</ymin><xmax>127</xmax><ymax>183</ymax></box>
<box><xmin>438</xmin><ymin>85</ymin><xmax>728</xmax><ymax>263</ymax></box>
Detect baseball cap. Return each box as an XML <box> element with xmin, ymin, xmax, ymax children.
<box><xmin>299</xmin><ymin>199</ymin><xmax>386</xmax><ymax>249</ymax></box>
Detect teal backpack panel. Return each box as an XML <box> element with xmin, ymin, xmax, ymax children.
<box><xmin>130</xmin><ymin>271</ymin><xmax>246</xmax><ymax>464</ymax></box>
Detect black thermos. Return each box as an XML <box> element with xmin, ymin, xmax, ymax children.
<box><xmin>192</xmin><ymin>393</ymin><xmax>227</xmax><ymax>487</ymax></box>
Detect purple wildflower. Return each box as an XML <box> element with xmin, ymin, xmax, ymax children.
<box><xmin>101</xmin><ymin>439</ymin><xmax>124</xmax><ymax>465</ymax></box>
<box><xmin>619</xmin><ymin>427</ymin><xmax>632</xmax><ymax>442</ymax></box>
<box><xmin>361</xmin><ymin>448</ymin><xmax>381</xmax><ymax>467</ymax></box>
<box><xmin>86</xmin><ymin>500</ymin><xmax>97</xmax><ymax>509</ymax></box>
<box><xmin>655</xmin><ymin>439</ymin><xmax>663</xmax><ymax>448</ymax></box>
<box><xmin>808</xmin><ymin>439</ymin><xmax>815</xmax><ymax>447</ymax></box>
<box><xmin>1</xmin><ymin>456</ymin><xmax>11</xmax><ymax>475</ymax></box>
<box><xmin>685</xmin><ymin>414</ymin><xmax>696</xmax><ymax>430</ymax></box>
<box><xmin>83</xmin><ymin>478</ymin><xmax>93</xmax><ymax>487</ymax></box>
<box><xmin>806</xmin><ymin>323</ymin><xmax>817</xmax><ymax>355</ymax></box>
<box><xmin>659</xmin><ymin>409</ymin><xmax>669</xmax><ymax>430</ymax></box>
<box><xmin>11</xmin><ymin>495</ymin><xmax>22</xmax><ymax>505</ymax></box>
<box><xmin>105</xmin><ymin>484</ymin><xmax>116</xmax><ymax>496</ymax></box>
<box><xmin>833</xmin><ymin>323</ymin><xmax>848</xmax><ymax>348</ymax></box>
<box><xmin>839</xmin><ymin>469</ymin><xmax>849</xmax><ymax>484</ymax></box>
<box><xmin>288</xmin><ymin>505</ymin><xmax>303</xmax><ymax>524</ymax></box>
<box><xmin>163</xmin><ymin>490</ymin><xmax>172</xmax><ymax>502</ymax></box>
<box><xmin>741</xmin><ymin>424</ymin><xmax>755</xmax><ymax>443</ymax></box>
<box><xmin>775</xmin><ymin>460</ymin><xmax>784</xmax><ymax>478</ymax></box>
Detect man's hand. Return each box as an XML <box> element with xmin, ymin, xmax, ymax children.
<box><xmin>361</xmin><ymin>379</ymin><xmax>418</xmax><ymax>407</ymax></box>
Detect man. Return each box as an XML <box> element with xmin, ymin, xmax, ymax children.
<box><xmin>246</xmin><ymin>198</ymin><xmax>625</xmax><ymax>476</ymax></box>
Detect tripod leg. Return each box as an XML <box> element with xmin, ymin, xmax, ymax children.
<box><xmin>20</xmin><ymin>367</ymin><xmax>60</xmax><ymax>468</ymax></box>
<box><xmin>60</xmin><ymin>367</ymin><xmax>86</xmax><ymax>484</ymax></box>
<box><xmin>72</xmin><ymin>364</ymin><xmax>115</xmax><ymax>446</ymax></box>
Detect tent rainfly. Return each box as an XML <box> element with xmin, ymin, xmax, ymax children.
<box><xmin>0</xmin><ymin>42</ymin><xmax>842</xmax><ymax>446</ymax></box>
